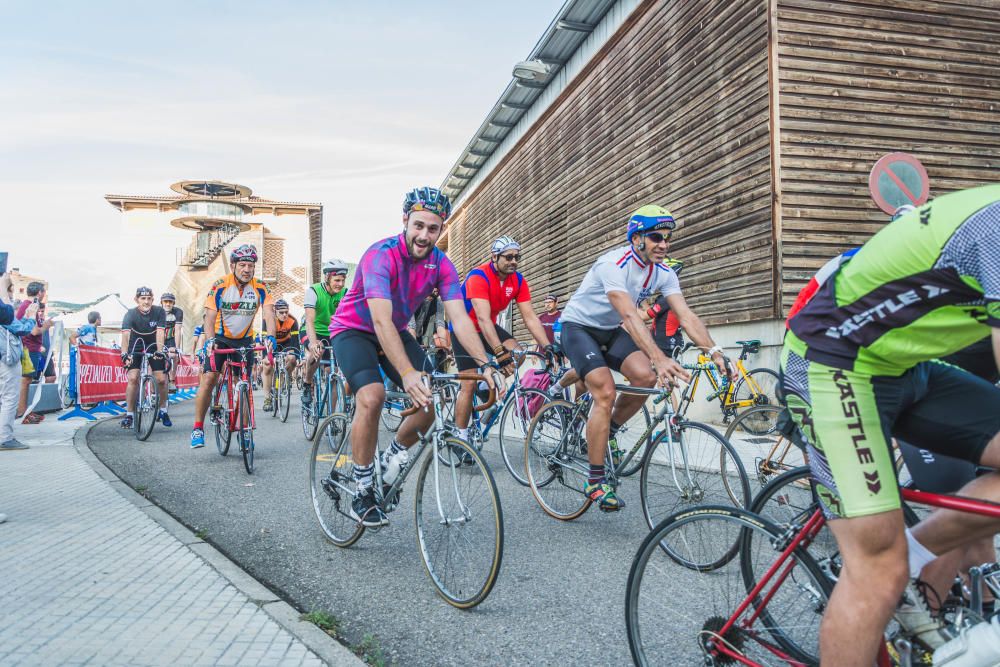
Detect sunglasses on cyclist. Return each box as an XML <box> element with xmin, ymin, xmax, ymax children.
<box><xmin>499</xmin><ymin>253</ymin><xmax>521</xmax><ymax>262</ymax></box>
<box><xmin>642</xmin><ymin>231</ymin><xmax>671</xmax><ymax>244</ymax></box>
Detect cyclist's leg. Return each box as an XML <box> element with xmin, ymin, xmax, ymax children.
<box><xmin>383</xmin><ymin>331</ymin><xmax>435</xmax><ymax>446</ymax></box>
<box><xmin>193</xmin><ymin>342</ymin><xmax>226</xmax><ymax>424</ymax></box>
<box><xmin>150</xmin><ymin>354</ymin><xmax>168</xmax><ymax>409</ymax></box>
<box><xmin>451</xmin><ymin>329</ymin><xmax>482</xmax><ymax>430</ymax></box>
<box><xmin>125</xmin><ymin>367</ymin><xmax>141</xmax><ymax>413</ymax></box>
<box><xmin>782</xmin><ymin>349</ymin><xmax>909</xmax><ymax>665</ymax></box>
<box><xmin>333</xmin><ymin>331</ymin><xmax>384</xmax><ymax>467</ymax></box>
<box><xmin>611</xmin><ymin>335</ymin><xmax>656</xmax><ymax>426</ymax></box>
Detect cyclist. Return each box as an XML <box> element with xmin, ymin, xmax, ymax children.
<box><xmin>302</xmin><ymin>259</ymin><xmax>349</xmax><ymax>410</ymax></box>
<box><xmin>190</xmin><ymin>244</ymin><xmax>276</xmax><ymax>449</ymax></box>
<box><xmin>160</xmin><ymin>292</ymin><xmax>184</xmax><ymax>392</ymax></box>
<box><xmin>780</xmin><ymin>184</ymin><xmax>1000</xmax><ymax>663</ymax></box>
<box><xmin>640</xmin><ymin>258</ymin><xmax>686</xmax><ymax>357</ymax></box>
<box><xmin>329</xmin><ymin>186</ymin><xmax>500</xmax><ymax>527</ymax></box>
<box><xmin>119</xmin><ymin>286</ymin><xmax>170</xmax><ymax>428</ymax></box>
<box><xmin>452</xmin><ymin>236</ymin><xmax>555</xmax><ymax>459</ymax></box>
<box><xmin>261</xmin><ymin>299</ymin><xmax>300</xmax><ymax>410</ymax></box>
<box><xmin>559</xmin><ymin>204</ymin><xmax>731</xmax><ymax>512</ymax></box>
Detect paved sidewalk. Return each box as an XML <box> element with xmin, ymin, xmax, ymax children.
<box><xmin>0</xmin><ymin>414</ymin><xmax>362</xmax><ymax>667</ymax></box>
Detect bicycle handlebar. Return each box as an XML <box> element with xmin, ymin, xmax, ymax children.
<box><xmin>400</xmin><ymin>372</ymin><xmax>497</xmax><ymax>417</ymax></box>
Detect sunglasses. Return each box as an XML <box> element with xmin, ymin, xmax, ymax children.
<box><xmin>642</xmin><ymin>231</ymin><xmax>671</xmax><ymax>244</ymax></box>
<box><xmin>499</xmin><ymin>253</ymin><xmax>521</xmax><ymax>262</ymax></box>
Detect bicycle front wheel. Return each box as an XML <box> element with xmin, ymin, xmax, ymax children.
<box><xmin>214</xmin><ymin>381</ymin><xmax>232</xmax><ymax>455</ymax></box>
<box><xmin>497</xmin><ymin>387</ymin><xmax>550</xmax><ymax>486</ymax></box>
<box><xmin>279</xmin><ymin>368</ymin><xmax>291</xmax><ymax>422</ymax></box>
<box><xmin>725</xmin><ymin>405</ymin><xmax>806</xmax><ymax>486</ymax></box>
<box><xmin>301</xmin><ymin>382</ymin><xmax>319</xmax><ymax>441</ymax></box>
<box><xmin>309</xmin><ymin>413</ymin><xmax>363</xmax><ymax>547</ymax></box>
<box><xmin>414</xmin><ymin>437</ymin><xmax>503</xmax><ymax>609</ymax></box>
<box><xmin>524</xmin><ymin>400</ymin><xmax>592</xmax><ymax>521</ymax></box>
<box><xmin>732</xmin><ymin>368</ymin><xmax>781</xmax><ymax>420</ymax></box>
<box><xmin>238</xmin><ymin>385</ymin><xmax>255</xmax><ymax>474</ymax></box>
<box><xmin>135</xmin><ymin>375</ymin><xmax>158</xmax><ymax>441</ymax></box>
<box><xmin>625</xmin><ymin>506</ymin><xmax>830</xmax><ymax>667</ymax></box>
<box><xmin>639</xmin><ymin>420</ymin><xmax>750</xmax><ymax>531</ymax></box>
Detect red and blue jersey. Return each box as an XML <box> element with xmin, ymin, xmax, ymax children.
<box><xmin>330</xmin><ymin>234</ymin><xmax>462</xmax><ymax>337</ymax></box>
<box><xmin>460</xmin><ymin>261</ymin><xmax>531</xmax><ymax>332</ymax></box>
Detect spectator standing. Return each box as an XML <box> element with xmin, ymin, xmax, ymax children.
<box><xmin>15</xmin><ymin>281</ymin><xmax>53</xmax><ymax>423</ymax></box>
<box><xmin>0</xmin><ymin>270</ymin><xmax>37</xmax><ymax>450</ymax></box>
<box><xmin>537</xmin><ymin>294</ymin><xmax>561</xmax><ymax>345</ymax></box>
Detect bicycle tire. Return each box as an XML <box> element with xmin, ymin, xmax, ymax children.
<box><xmin>625</xmin><ymin>505</ymin><xmax>830</xmax><ymax>667</ymax></box>
<box><xmin>497</xmin><ymin>387</ymin><xmax>550</xmax><ymax>486</ymax></box>
<box><xmin>269</xmin><ymin>371</ymin><xmax>280</xmax><ymax>419</ymax></box>
<box><xmin>732</xmin><ymin>368</ymin><xmax>781</xmax><ymax>424</ymax></box>
<box><xmin>725</xmin><ymin>405</ymin><xmax>806</xmax><ymax>486</ymax></box>
<box><xmin>639</xmin><ymin>421</ymin><xmax>750</xmax><ymax>531</ymax></box>
<box><xmin>309</xmin><ymin>413</ymin><xmax>364</xmax><ymax>547</ymax></box>
<box><xmin>135</xmin><ymin>375</ymin><xmax>158</xmax><ymax>441</ymax></box>
<box><xmin>524</xmin><ymin>400</ymin><xmax>592</xmax><ymax>521</ymax></box>
<box><xmin>301</xmin><ymin>380</ymin><xmax>319</xmax><ymax>441</ymax></box>
<box><xmin>279</xmin><ymin>367</ymin><xmax>292</xmax><ymax>422</ymax></box>
<box><xmin>414</xmin><ymin>436</ymin><xmax>503</xmax><ymax>608</ymax></box>
<box><xmin>214</xmin><ymin>380</ymin><xmax>232</xmax><ymax>455</ymax></box>
<box><xmin>238</xmin><ymin>385</ymin><xmax>255</xmax><ymax>474</ymax></box>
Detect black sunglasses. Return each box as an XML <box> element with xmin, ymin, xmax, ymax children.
<box><xmin>499</xmin><ymin>253</ymin><xmax>521</xmax><ymax>262</ymax></box>
<box><xmin>642</xmin><ymin>231</ymin><xmax>671</xmax><ymax>244</ymax></box>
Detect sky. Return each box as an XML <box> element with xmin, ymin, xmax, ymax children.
<box><xmin>0</xmin><ymin>0</ymin><xmax>565</xmax><ymax>301</ymax></box>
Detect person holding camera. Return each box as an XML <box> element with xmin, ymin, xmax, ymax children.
<box><xmin>0</xmin><ymin>269</ymin><xmax>41</xmax><ymax>451</ymax></box>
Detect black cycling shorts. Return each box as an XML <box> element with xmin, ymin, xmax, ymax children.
<box><xmin>332</xmin><ymin>329</ymin><xmax>427</xmax><ymax>393</ymax></box>
<box><xmin>125</xmin><ymin>352</ymin><xmax>167</xmax><ymax>373</ymax></box>
<box><xmin>561</xmin><ymin>321</ymin><xmax>641</xmax><ymax>379</ymax></box>
<box><xmin>203</xmin><ymin>336</ymin><xmax>256</xmax><ymax>374</ymax></box>
<box><xmin>452</xmin><ymin>324</ymin><xmax>514</xmax><ymax>371</ymax></box>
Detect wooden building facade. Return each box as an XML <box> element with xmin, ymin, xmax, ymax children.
<box><xmin>439</xmin><ymin>0</ymin><xmax>1000</xmax><ymax>339</ymax></box>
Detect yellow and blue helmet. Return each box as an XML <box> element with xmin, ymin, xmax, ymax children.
<box><xmin>626</xmin><ymin>204</ymin><xmax>675</xmax><ymax>241</ymax></box>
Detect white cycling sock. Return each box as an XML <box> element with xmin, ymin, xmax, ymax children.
<box><xmin>126</xmin><ymin>411</ymin><xmax>134</xmax><ymax>417</ymax></box>
<box><xmin>457</xmin><ymin>428</ymin><xmax>469</xmax><ymax>441</ymax></box>
<box><xmin>906</xmin><ymin>528</ymin><xmax>937</xmax><ymax>579</ymax></box>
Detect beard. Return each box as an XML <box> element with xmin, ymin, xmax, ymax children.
<box><xmin>407</xmin><ymin>236</ymin><xmax>432</xmax><ymax>259</ymax></box>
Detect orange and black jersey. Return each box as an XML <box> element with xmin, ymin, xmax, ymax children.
<box><xmin>272</xmin><ymin>315</ymin><xmax>299</xmax><ymax>345</ymax></box>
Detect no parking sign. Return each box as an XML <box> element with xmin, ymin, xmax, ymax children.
<box><xmin>868</xmin><ymin>152</ymin><xmax>930</xmax><ymax>214</ymax></box>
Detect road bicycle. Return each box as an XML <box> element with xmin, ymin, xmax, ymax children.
<box><xmin>268</xmin><ymin>349</ymin><xmax>297</xmax><ymax>423</ymax></box>
<box><xmin>724</xmin><ymin>404</ymin><xmax>808</xmax><ymax>488</ymax></box>
<box><xmin>624</xmin><ymin>482</ymin><xmax>1000</xmax><ymax>666</ymax></box>
<box><xmin>132</xmin><ymin>347</ymin><xmax>163</xmax><ymax>442</ymax></box>
<box><xmin>308</xmin><ymin>371</ymin><xmax>504</xmax><ymax>609</ymax></box>
<box><xmin>210</xmin><ymin>345</ymin><xmax>270</xmax><ymax>474</ymax></box>
<box><xmin>301</xmin><ymin>341</ymin><xmax>344</xmax><ymax>441</ymax></box>
<box><xmin>673</xmin><ymin>340</ymin><xmax>780</xmax><ymax>431</ymax></box>
<box><xmin>524</xmin><ymin>372</ymin><xmax>750</xmax><ymax>529</ymax></box>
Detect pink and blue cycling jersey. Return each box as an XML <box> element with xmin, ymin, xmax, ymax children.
<box><xmin>330</xmin><ymin>233</ymin><xmax>462</xmax><ymax>337</ymax></box>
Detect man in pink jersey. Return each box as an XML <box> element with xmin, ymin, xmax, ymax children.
<box><xmin>329</xmin><ymin>187</ymin><xmax>501</xmax><ymax>527</ymax></box>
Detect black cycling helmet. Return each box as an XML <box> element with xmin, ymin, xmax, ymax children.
<box><xmin>161</xmin><ymin>292</ymin><xmax>176</xmax><ymax>302</ymax></box>
<box><xmin>274</xmin><ymin>299</ymin><xmax>289</xmax><ymax>309</ymax></box>
<box><xmin>403</xmin><ymin>187</ymin><xmax>452</xmax><ymax>221</ymax></box>
<box><xmin>135</xmin><ymin>286</ymin><xmax>153</xmax><ymax>297</ymax></box>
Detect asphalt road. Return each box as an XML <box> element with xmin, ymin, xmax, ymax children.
<box><xmin>88</xmin><ymin>396</ymin><xmax>699</xmax><ymax>666</ymax></box>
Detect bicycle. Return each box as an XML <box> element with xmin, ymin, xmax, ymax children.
<box><xmin>132</xmin><ymin>347</ymin><xmax>163</xmax><ymax>442</ymax></box>
<box><xmin>523</xmin><ymin>374</ymin><xmax>750</xmax><ymax>529</ymax></box>
<box><xmin>308</xmin><ymin>370</ymin><xmax>504</xmax><ymax>608</ymax></box>
<box><xmin>269</xmin><ymin>349</ymin><xmax>296</xmax><ymax>423</ymax></box>
<box><xmin>624</xmin><ymin>484</ymin><xmax>1000</xmax><ymax>666</ymax></box>
<box><xmin>379</xmin><ymin>369</ymin><xmax>411</xmax><ymax>433</ymax></box>
<box><xmin>210</xmin><ymin>345</ymin><xmax>270</xmax><ymax>474</ymax></box>
<box><xmin>673</xmin><ymin>340</ymin><xmax>780</xmax><ymax>430</ymax></box>
<box><xmin>725</xmin><ymin>404</ymin><xmax>808</xmax><ymax>487</ymax></box>
<box><xmin>301</xmin><ymin>341</ymin><xmax>344</xmax><ymax>441</ymax></box>
<box><xmin>447</xmin><ymin>348</ymin><xmax>570</xmax><ymax>486</ymax></box>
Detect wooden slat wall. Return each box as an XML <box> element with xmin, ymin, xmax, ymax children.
<box><xmin>776</xmin><ymin>0</ymin><xmax>1000</xmax><ymax>311</ymax></box>
<box><xmin>445</xmin><ymin>0</ymin><xmax>773</xmax><ymax>335</ymax></box>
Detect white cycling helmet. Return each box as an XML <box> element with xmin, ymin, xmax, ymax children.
<box><xmin>322</xmin><ymin>259</ymin><xmax>349</xmax><ymax>276</ymax></box>
<box><xmin>490</xmin><ymin>236</ymin><xmax>520</xmax><ymax>255</ymax></box>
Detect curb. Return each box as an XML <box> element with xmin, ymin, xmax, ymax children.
<box><xmin>75</xmin><ymin>420</ymin><xmax>364</xmax><ymax>667</ymax></box>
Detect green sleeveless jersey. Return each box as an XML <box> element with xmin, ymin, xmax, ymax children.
<box><xmin>306</xmin><ymin>283</ymin><xmax>347</xmax><ymax>337</ymax></box>
<box><xmin>786</xmin><ymin>184</ymin><xmax>1000</xmax><ymax>375</ymax></box>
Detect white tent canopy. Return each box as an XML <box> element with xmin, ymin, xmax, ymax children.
<box><xmin>56</xmin><ymin>294</ymin><xmax>130</xmax><ymax>329</ymax></box>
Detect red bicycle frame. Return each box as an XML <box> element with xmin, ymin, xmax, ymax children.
<box><xmin>212</xmin><ymin>346</ymin><xmax>271</xmax><ymax>431</ymax></box>
<box><xmin>709</xmin><ymin>487</ymin><xmax>1000</xmax><ymax>666</ymax></box>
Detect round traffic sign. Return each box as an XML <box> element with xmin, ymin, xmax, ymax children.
<box><xmin>868</xmin><ymin>152</ymin><xmax>929</xmax><ymax>214</ymax></box>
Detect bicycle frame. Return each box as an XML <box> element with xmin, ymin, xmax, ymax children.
<box><xmin>709</xmin><ymin>488</ymin><xmax>1000</xmax><ymax>666</ymax></box>
<box><xmin>215</xmin><ymin>347</ymin><xmax>261</xmax><ymax>431</ymax></box>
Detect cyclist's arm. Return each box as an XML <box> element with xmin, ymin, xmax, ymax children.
<box><xmin>261</xmin><ymin>303</ymin><xmax>277</xmax><ymax>344</ymax></box>
<box><xmin>155</xmin><ymin>326</ymin><xmax>165</xmax><ymax>352</ymax></box>
<box><xmin>444</xmin><ymin>298</ymin><xmax>491</xmax><ymax>368</ymax></box>
<box><xmin>515</xmin><ymin>301</ymin><xmax>552</xmax><ymax>349</ymax></box>
<box><xmin>304</xmin><ymin>307</ymin><xmax>317</xmax><ymax>343</ymax></box>
<box><xmin>174</xmin><ymin>315</ymin><xmax>184</xmax><ymax>351</ymax></box>
<box><xmin>202</xmin><ymin>309</ymin><xmax>216</xmax><ymax>345</ymax></box>
<box><xmin>470</xmin><ymin>297</ymin><xmax>504</xmax><ymax>351</ymax></box>
<box><xmin>120</xmin><ymin>329</ymin><xmax>131</xmax><ymax>354</ymax></box>
<box><xmin>664</xmin><ymin>292</ymin><xmax>728</xmax><ymax>375</ymax></box>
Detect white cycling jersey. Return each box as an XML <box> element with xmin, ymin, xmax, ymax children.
<box><xmin>561</xmin><ymin>245</ymin><xmax>681</xmax><ymax>330</ymax></box>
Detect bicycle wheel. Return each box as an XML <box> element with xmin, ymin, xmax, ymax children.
<box><xmin>301</xmin><ymin>380</ymin><xmax>319</xmax><ymax>441</ymax></box>
<box><xmin>725</xmin><ymin>405</ymin><xmax>806</xmax><ymax>486</ymax></box>
<box><xmin>309</xmin><ymin>413</ymin><xmax>364</xmax><ymax>547</ymax></box>
<box><xmin>733</xmin><ymin>368</ymin><xmax>781</xmax><ymax>419</ymax></box>
<box><xmin>639</xmin><ymin>420</ymin><xmax>750</xmax><ymax>531</ymax></box>
<box><xmin>380</xmin><ymin>389</ymin><xmax>407</xmax><ymax>433</ymax></box>
<box><xmin>279</xmin><ymin>367</ymin><xmax>291</xmax><ymax>422</ymax></box>
<box><xmin>414</xmin><ymin>436</ymin><xmax>503</xmax><ymax>608</ymax></box>
<box><xmin>524</xmin><ymin>400</ymin><xmax>592</xmax><ymax>521</ymax></box>
<box><xmin>322</xmin><ymin>381</ymin><xmax>349</xmax><ymax>454</ymax></box>
<box><xmin>625</xmin><ymin>505</ymin><xmax>831</xmax><ymax>666</ymax></box>
<box><xmin>269</xmin><ymin>372</ymin><xmax>280</xmax><ymax>419</ymax></box>
<box><xmin>213</xmin><ymin>381</ymin><xmax>232</xmax><ymax>455</ymax></box>
<box><xmin>497</xmin><ymin>387</ymin><xmax>550</xmax><ymax>486</ymax></box>
<box><xmin>618</xmin><ymin>403</ymin><xmax>653</xmax><ymax>478</ymax></box>
<box><xmin>135</xmin><ymin>375</ymin><xmax>158</xmax><ymax>441</ymax></box>
<box><xmin>238</xmin><ymin>385</ymin><xmax>255</xmax><ymax>474</ymax></box>
<box><xmin>295</xmin><ymin>370</ymin><xmax>303</xmax><ymax>391</ymax></box>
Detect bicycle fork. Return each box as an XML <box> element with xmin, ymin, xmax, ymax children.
<box><xmin>430</xmin><ymin>434</ymin><xmax>472</xmax><ymax>526</ymax></box>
